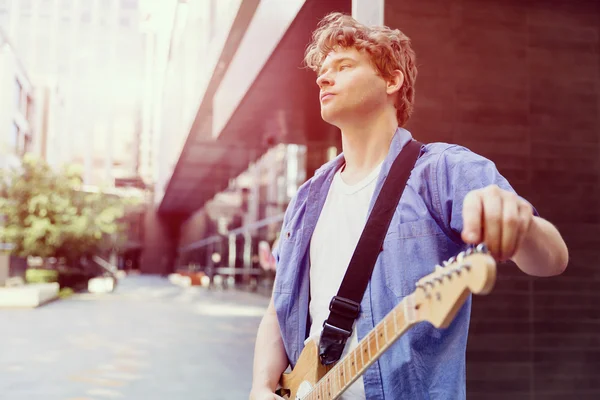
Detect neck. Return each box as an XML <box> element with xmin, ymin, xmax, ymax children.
<box><xmin>338</xmin><ymin>110</ymin><xmax>398</xmax><ymax>177</ymax></box>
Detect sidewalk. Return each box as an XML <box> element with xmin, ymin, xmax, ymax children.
<box><xmin>0</xmin><ymin>275</ymin><xmax>268</xmax><ymax>400</ymax></box>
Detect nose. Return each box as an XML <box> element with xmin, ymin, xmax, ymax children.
<box><xmin>316</xmin><ymin>71</ymin><xmax>333</xmax><ymax>89</ymax></box>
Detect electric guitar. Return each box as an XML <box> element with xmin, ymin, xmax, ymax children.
<box><xmin>276</xmin><ymin>244</ymin><xmax>496</xmax><ymax>400</ymax></box>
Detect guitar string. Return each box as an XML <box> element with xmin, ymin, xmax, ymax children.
<box><xmin>305</xmin><ymin>302</ymin><xmax>408</xmax><ymax>400</ymax></box>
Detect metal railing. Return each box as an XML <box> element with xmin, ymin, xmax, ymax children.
<box><xmin>177</xmin><ymin>214</ymin><xmax>284</xmax><ymax>285</ymax></box>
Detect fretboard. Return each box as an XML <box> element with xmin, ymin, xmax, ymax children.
<box><xmin>304</xmin><ymin>294</ymin><xmax>418</xmax><ymax>400</ymax></box>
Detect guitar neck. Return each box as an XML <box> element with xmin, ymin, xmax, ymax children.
<box><xmin>305</xmin><ymin>294</ymin><xmax>418</xmax><ymax>400</ymax></box>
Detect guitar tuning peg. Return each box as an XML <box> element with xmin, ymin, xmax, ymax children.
<box><xmin>476</xmin><ymin>243</ymin><xmax>488</xmax><ymax>253</ymax></box>
<box><xmin>457</xmin><ymin>251</ymin><xmax>466</xmax><ymax>261</ymax></box>
<box><xmin>435</xmin><ymin>264</ymin><xmax>444</xmax><ymax>272</ymax></box>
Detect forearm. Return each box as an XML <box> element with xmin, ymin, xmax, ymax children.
<box><xmin>511</xmin><ymin>216</ymin><xmax>569</xmax><ymax>277</ymax></box>
<box><xmin>252</xmin><ymin>304</ymin><xmax>289</xmax><ymax>392</ymax></box>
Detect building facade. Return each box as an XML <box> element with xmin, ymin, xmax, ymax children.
<box><xmin>0</xmin><ymin>28</ymin><xmax>34</xmax><ymax>168</ymax></box>
<box><xmin>0</xmin><ymin>0</ymin><xmax>145</xmax><ymax>187</ymax></box>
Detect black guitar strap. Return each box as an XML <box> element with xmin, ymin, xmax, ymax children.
<box><xmin>318</xmin><ymin>139</ymin><xmax>423</xmax><ymax>365</ymax></box>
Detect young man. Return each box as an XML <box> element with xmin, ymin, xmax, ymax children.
<box><xmin>250</xmin><ymin>13</ymin><xmax>568</xmax><ymax>400</ymax></box>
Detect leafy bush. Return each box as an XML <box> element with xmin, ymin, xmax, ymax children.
<box><xmin>0</xmin><ymin>155</ymin><xmax>132</xmax><ymax>264</ymax></box>
<box><xmin>25</xmin><ymin>268</ymin><xmax>58</xmax><ymax>283</ymax></box>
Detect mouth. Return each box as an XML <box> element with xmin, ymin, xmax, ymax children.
<box><xmin>320</xmin><ymin>92</ymin><xmax>334</xmax><ymax>102</ymax></box>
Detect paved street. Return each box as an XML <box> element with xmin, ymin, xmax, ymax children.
<box><xmin>0</xmin><ymin>276</ymin><xmax>270</xmax><ymax>400</ymax></box>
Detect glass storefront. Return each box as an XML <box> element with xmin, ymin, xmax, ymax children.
<box><xmin>177</xmin><ymin>142</ymin><xmax>306</xmax><ymax>292</ymax></box>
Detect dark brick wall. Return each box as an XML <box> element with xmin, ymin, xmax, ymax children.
<box><xmin>385</xmin><ymin>0</ymin><xmax>600</xmax><ymax>398</ymax></box>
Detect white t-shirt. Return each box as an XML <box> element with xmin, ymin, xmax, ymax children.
<box><xmin>308</xmin><ymin>162</ymin><xmax>383</xmax><ymax>400</ymax></box>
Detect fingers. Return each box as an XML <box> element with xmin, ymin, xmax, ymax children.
<box><xmin>514</xmin><ymin>200</ymin><xmax>534</xmax><ymax>251</ymax></box>
<box><xmin>461</xmin><ymin>191</ymin><xmax>483</xmax><ymax>244</ymax></box>
<box><xmin>462</xmin><ymin>185</ymin><xmax>535</xmax><ymax>261</ymax></box>
<box><xmin>500</xmin><ymin>194</ymin><xmax>520</xmax><ymax>261</ymax></box>
<box><xmin>481</xmin><ymin>187</ymin><xmax>503</xmax><ymax>259</ymax></box>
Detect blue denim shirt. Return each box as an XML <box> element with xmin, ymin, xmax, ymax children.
<box><xmin>273</xmin><ymin>128</ymin><xmax>529</xmax><ymax>399</ymax></box>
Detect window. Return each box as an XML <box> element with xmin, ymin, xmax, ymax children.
<box><xmin>39</xmin><ymin>0</ymin><xmax>52</xmax><ymax>18</ymax></box>
<box><xmin>14</xmin><ymin>79</ymin><xmax>22</xmax><ymax>110</ymax></box>
<box><xmin>21</xmin><ymin>133</ymin><xmax>31</xmax><ymax>156</ymax></box>
<box><xmin>120</xmin><ymin>0</ymin><xmax>137</xmax><ymax>10</ymax></box>
<box><xmin>209</xmin><ymin>0</ymin><xmax>217</xmax><ymax>40</ymax></box>
<box><xmin>20</xmin><ymin>0</ymin><xmax>32</xmax><ymax>17</ymax></box>
<box><xmin>10</xmin><ymin>123</ymin><xmax>19</xmax><ymax>152</ymax></box>
<box><xmin>0</xmin><ymin>9</ymin><xmax>8</xmax><ymax>29</ymax></box>
<box><xmin>80</xmin><ymin>11</ymin><xmax>91</xmax><ymax>23</ymax></box>
<box><xmin>26</xmin><ymin>96</ymin><xmax>34</xmax><ymax>120</ymax></box>
<box><xmin>119</xmin><ymin>16</ymin><xmax>130</xmax><ymax>28</ymax></box>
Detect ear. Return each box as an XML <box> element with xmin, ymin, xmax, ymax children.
<box><xmin>386</xmin><ymin>69</ymin><xmax>404</xmax><ymax>96</ymax></box>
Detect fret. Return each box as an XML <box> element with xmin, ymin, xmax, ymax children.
<box><xmin>352</xmin><ymin>349</ymin><xmax>358</xmax><ymax>378</ymax></box>
<box><xmin>371</xmin><ymin>332</ymin><xmax>376</xmax><ymax>357</ymax></box>
<box><xmin>319</xmin><ymin>379</ymin><xmax>324</xmax><ymax>400</ymax></box>
<box><xmin>370</xmin><ymin>332</ymin><xmax>376</xmax><ymax>357</ymax></box>
<box><xmin>335</xmin><ymin>359</ymin><xmax>349</xmax><ymax>396</ymax></box>
<box><xmin>374</xmin><ymin>325</ymin><xmax>379</xmax><ymax>351</ymax></box>
<box><xmin>361</xmin><ymin>340</ymin><xmax>366</xmax><ymax>369</ymax></box>
<box><xmin>345</xmin><ymin>358</ymin><xmax>350</xmax><ymax>386</ymax></box>
<box><xmin>337</xmin><ymin>363</ymin><xmax>341</xmax><ymax>394</ymax></box>
<box><xmin>340</xmin><ymin>359</ymin><xmax>346</xmax><ymax>389</ymax></box>
<box><xmin>383</xmin><ymin>318</ymin><xmax>389</xmax><ymax>343</ymax></box>
<box><xmin>344</xmin><ymin>358</ymin><xmax>349</xmax><ymax>386</ymax></box>
<box><xmin>404</xmin><ymin>295</ymin><xmax>416</xmax><ymax>324</ymax></box>
<box><xmin>318</xmin><ymin>379</ymin><xmax>321</xmax><ymax>400</ymax></box>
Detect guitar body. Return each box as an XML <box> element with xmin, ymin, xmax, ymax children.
<box><xmin>278</xmin><ymin>340</ymin><xmax>332</xmax><ymax>399</ymax></box>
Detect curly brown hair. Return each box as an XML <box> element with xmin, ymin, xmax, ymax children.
<box><xmin>304</xmin><ymin>12</ymin><xmax>417</xmax><ymax>127</ymax></box>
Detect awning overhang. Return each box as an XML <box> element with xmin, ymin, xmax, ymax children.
<box><xmin>159</xmin><ymin>0</ymin><xmax>350</xmax><ymax>215</ymax></box>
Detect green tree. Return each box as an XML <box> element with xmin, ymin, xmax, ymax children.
<box><xmin>0</xmin><ymin>155</ymin><xmax>129</xmax><ymax>265</ymax></box>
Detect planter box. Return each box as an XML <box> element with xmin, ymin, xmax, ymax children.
<box><xmin>0</xmin><ymin>283</ymin><xmax>59</xmax><ymax>308</ymax></box>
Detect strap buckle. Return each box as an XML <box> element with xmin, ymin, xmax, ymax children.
<box><xmin>319</xmin><ymin>322</ymin><xmax>353</xmax><ymax>365</ymax></box>
<box><xmin>318</xmin><ymin>297</ymin><xmax>361</xmax><ymax>366</ymax></box>
<box><xmin>329</xmin><ymin>296</ymin><xmax>361</xmax><ymax>319</ymax></box>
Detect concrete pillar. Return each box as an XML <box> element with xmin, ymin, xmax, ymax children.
<box><xmin>140</xmin><ymin>209</ymin><xmax>186</xmax><ymax>275</ymax></box>
<box><xmin>0</xmin><ymin>254</ymin><xmax>9</xmax><ymax>286</ymax></box>
<box><xmin>228</xmin><ymin>233</ymin><xmax>236</xmax><ymax>269</ymax></box>
<box><xmin>352</xmin><ymin>0</ymin><xmax>384</xmax><ymax>26</ymax></box>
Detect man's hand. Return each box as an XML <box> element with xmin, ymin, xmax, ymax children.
<box><xmin>461</xmin><ymin>185</ymin><xmax>534</xmax><ymax>261</ymax></box>
<box><xmin>249</xmin><ymin>387</ymin><xmax>285</xmax><ymax>400</ymax></box>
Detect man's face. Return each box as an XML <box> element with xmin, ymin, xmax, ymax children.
<box><xmin>317</xmin><ymin>47</ymin><xmax>388</xmax><ymax>126</ymax></box>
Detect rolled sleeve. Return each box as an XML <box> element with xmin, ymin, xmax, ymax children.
<box><xmin>435</xmin><ymin>145</ymin><xmax>539</xmax><ymax>245</ymax></box>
